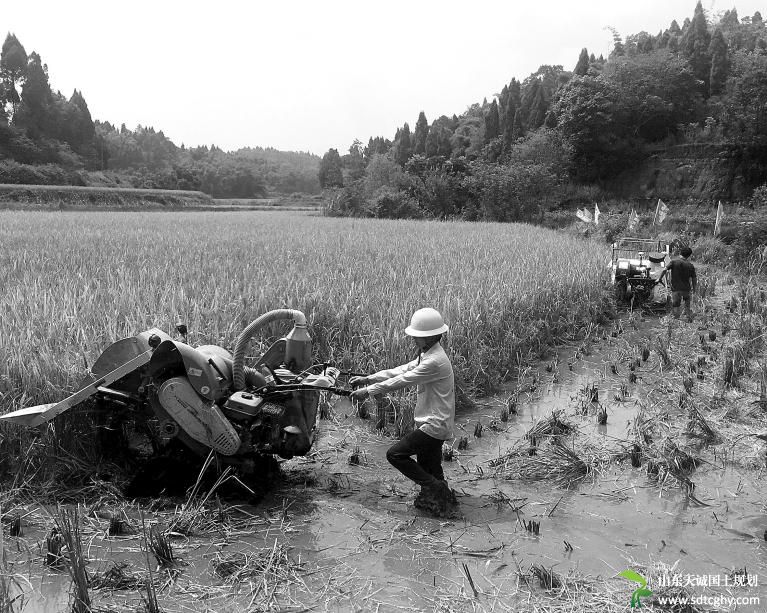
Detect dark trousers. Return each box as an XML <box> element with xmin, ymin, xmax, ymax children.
<box><xmin>386</xmin><ymin>429</ymin><xmax>444</xmax><ymax>488</ymax></box>
<box><xmin>671</xmin><ymin>290</ymin><xmax>692</xmax><ymax>319</ymax></box>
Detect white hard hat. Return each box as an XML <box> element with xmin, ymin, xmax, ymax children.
<box><xmin>405</xmin><ymin>308</ymin><xmax>449</xmax><ymax>337</ymax></box>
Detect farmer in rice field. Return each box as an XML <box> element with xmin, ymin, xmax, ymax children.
<box><xmin>657</xmin><ymin>246</ymin><xmax>697</xmax><ymax>322</ymax></box>
<box><xmin>350</xmin><ymin>308</ymin><xmax>457</xmax><ymax>516</ymax></box>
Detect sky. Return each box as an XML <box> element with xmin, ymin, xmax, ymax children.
<box><xmin>3</xmin><ymin>0</ymin><xmax>766</xmax><ymax>156</ymax></box>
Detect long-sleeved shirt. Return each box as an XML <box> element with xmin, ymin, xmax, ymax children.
<box><xmin>364</xmin><ymin>343</ymin><xmax>455</xmax><ymax>440</ymax></box>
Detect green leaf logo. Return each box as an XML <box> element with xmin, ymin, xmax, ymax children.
<box><xmin>619</xmin><ymin>570</ymin><xmax>653</xmax><ymax>608</ymax></box>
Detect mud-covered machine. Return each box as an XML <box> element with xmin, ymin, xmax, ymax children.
<box><xmin>611</xmin><ymin>238</ymin><xmax>670</xmax><ymax>308</ymax></box>
<box><xmin>1</xmin><ymin>310</ymin><xmax>352</xmax><ymax>470</ymax></box>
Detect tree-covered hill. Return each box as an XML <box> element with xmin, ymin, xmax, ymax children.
<box><xmin>0</xmin><ymin>33</ymin><xmax>320</xmax><ymax>197</ymax></box>
<box><xmin>320</xmin><ymin>2</ymin><xmax>767</xmax><ymax>220</ymax></box>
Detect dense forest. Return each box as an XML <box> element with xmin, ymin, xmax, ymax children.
<box><xmin>0</xmin><ymin>35</ymin><xmax>320</xmax><ymax>197</ymax></box>
<box><xmin>5</xmin><ymin>4</ymin><xmax>767</xmax><ymax>210</ymax></box>
<box><xmin>319</xmin><ymin>2</ymin><xmax>767</xmax><ymax>220</ymax></box>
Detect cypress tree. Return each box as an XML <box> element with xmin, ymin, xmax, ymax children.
<box><xmin>413</xmin><ymin>111</ymin><xmax>428</xmax><ymax>155</ymax></box>
<box><xmin>681</xmin><ymin>1</ymin><xmax>712</xmax><ymax>91</ymax></box>
<box><xmin>574</xmin><ymin>48</ymin><xmax>589</xmax><ymax>75</ymax></box>
<box><xmin>484</xmin><ymin>99</ymin><xmax>500</xmax><ymax>142</ymax></box>
<box><xmin>0</xmin><ymin>33</ymin><xmax>27</xmax><ymax>119</ymax></box>
<box><xmin>527</xmin><ymin>82</ymin><xmax>548</xmax><ymax>130</ymax></box>
<box><xmin>498</xmin><ymin>83</ymin><xmax>509</xmax><ymax>128</ymax></box>
<box><xmin>15</xmin><ymin>52</ymin><xmax>53</xmax><ymax>139</ymax></box>
<box><xmin>67</xmin><ymin>89</ymin><xmax>96</xmax><ymax>154</ymax></box>
<box><xmin>393</xmin><ymin>122</ymin><xmax>412</xmax><ymax>166</ymax></box>
<box><xmin>709</xmin><ymin>29</ymin><xmax>729</xmax><ymax>96</ymax></box>
<box><xmin>503</xmin><ymin>79</ymin><xmax>521</xmax><ymax>145</ymax></box>
<box><xmin>512</xmin><ymin>109</ymin><xmax>524</xmax><ymax>140</ymax></box>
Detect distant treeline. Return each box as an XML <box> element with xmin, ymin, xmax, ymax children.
<box><xmin>320</xmin><ymin>2</ymin><xmax>767</xmax><ymax>221</ymax></box>
<box><xmin>0</xmin><ymin>35</ymin><xmax>320</xmax><ymax>197</ymax></box>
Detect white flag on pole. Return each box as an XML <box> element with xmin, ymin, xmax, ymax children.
<box><xmin>627</xmin><ymin>209</ymin><xmax>639</xmax><ymax>231</ymax></box>
<box><xmin>594</xmin><ymin>203</ymin><xmax>601</xmax><ymax>226</ymax></box>
<box><xmin>575</xmin><ymin>208</ymin><xmax>593</xmax><ymax>223</ymax></box>
<box><xmin>714</xmin><ymin>200</ymin><xmax>724</xmax><ymax>236</ymax></box>
<box><xmin>654</xmin><ymin>198</ymin><xmax>670</xmax><ymax>224</ymax></box>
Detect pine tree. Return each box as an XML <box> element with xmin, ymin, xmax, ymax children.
<box><xmin>719</xmin><ymin>9</ymin><xmax>742</xmax><ymax>49</ymax></box>
<box><xmin>708</xmin><ymin>29</ymin><xmax>729</xmax><ymax>96</ymax></box>
<box><xmin>503</xmin><ymin>79</ymin><xmax>521</xmax><ymax>145</ymax></box>
<box><xmin>640</xmin><ymin>35</ymin><xmax>655</xmax><ymax>53</ymax></box>
<box><xmin>574</xmin><ymin>48</ymin><xmax>589</xmax><ymax>76</ymax></box>
<box><xmin>1</xmin><ymin>33</ymin><xmax>27</xmax><ymax>120</ymax></box>
<box><xmin>681</xmin><ymin>2</ymin><xmax>711</xmax><ymax>91</ymax></box>
<box><xmin>413</xmin><ymin>111</ymin><xmax>429</xmax><ymax>155</ymax></box>
<box><xmin>527</xmin><ymin>81</ymin><xmax>548</xmax><ymax>130</ymax></box>
<box><xmin>512</xmin><ymin>109</ymin><xmax>524</xmax><ymax>140</ymax></box>
<box><xmin>15</xmin><ymin>52</ymin><xmax>53</xmax><ymax>139</ymax></box>
<box><xmin>520</xmin><ymin>79</ymin><xmax>541</xmax><ymax>131</ymax></box>
<box><xmin>721</xmin><ymin>9</ymin><xmax>738</xmax><ymax>28</ymax></box>
<box><xmin>393</xmin><ymin>122</ymin><xmax>412</xmax><ymax>166</ymax></box>
<box><xmin>66</xmin><ymin>89</ymin><xmax>96</xmax><ymax>154</ymax></box>
<box><xmin>424</xmin><ymin>116</ymin><xmax>454</xmax><ymax>158</ymax></box>
<box><xmin>484</xmin><ymin>99</ymin><xmax>500</xmax><ymax>142</ymax></box>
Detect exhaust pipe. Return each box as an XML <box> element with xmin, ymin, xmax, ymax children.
<box><xmin>231</xmin><ymin>310</ymin><xmax>311</xmax><ymax>390</ymax></box>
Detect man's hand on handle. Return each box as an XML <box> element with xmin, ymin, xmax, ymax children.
<box><xmin>349</xmin><ymin>376</ymin><xmax>369</xmax><ymax>388</ymax></box>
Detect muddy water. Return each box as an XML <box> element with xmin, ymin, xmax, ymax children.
<box><xmin>271</xmin><ymin>313</ymin><xmax>766</xmax><ymax>610</ymax></box>
<box><xmin>8</xmin><ymin>314</ymin><xmax>767</xmax><ymax>612</ymax></box>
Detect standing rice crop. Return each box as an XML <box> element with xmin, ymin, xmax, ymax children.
<box><xmin>56</xmin><ymin>506</ymin><xmax>91</xmax><ymax>613</ymax></box>
<box><xmin>0</xmin><ymin>211</ymin><xmax>609</xmax><ymax>401</ymax></box>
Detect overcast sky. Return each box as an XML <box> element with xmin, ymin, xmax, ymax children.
<box><xmin>3</xmin><ymin>1</ymin><xmax>765</xmax><ymax>155</ymax></box>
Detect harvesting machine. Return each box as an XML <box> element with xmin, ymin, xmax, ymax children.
<box><xmin>0</xmin><ymin>310</ymin><xmax>354</xmax><ymax>474</ymax></box>
<box><xmin>611</xmin><ymin>238</ymin><xmax>671</xmax><ymax>309</ymax></box>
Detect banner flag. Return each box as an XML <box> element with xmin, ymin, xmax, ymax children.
<box><xmin>654</xmin><ymin>198</ymin><xmax>670</xmax><ymax>224</ymax></box>
<box><xmin>714</xmin><ymin>200</ymin><xmax>723</xmax><ymax>236</ymax></box>
<box><xmin>575</xmin><ymin>208</ymin><xmax>593</xmax><ymax>223</ymax></box>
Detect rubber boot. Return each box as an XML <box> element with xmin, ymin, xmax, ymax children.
<box><xmin>414</xmin><ymin>481</ymin><xmax>459</xmax><ymax>518</ymax></box>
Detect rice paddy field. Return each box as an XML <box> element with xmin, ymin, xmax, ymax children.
<box><xmin>2</xmin><ymin>209</ymin><xmax>766</xmax><ymax>613</ymax></box>
<box><xmin>0</xmin><ymin>209</ymin><xmax>611</xmax><ymax>417</ymax></box>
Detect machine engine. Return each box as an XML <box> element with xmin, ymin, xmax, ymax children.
<box><xmin>611</xmin><ymin>239</ymin><xmax>670</xmax><ymax>309</ymax></box>
<box><xmin>1</xmin><ymin>310</ymin><xmax>348</xmax><ymax>469</ymax></box>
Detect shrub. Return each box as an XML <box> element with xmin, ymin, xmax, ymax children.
<box><xmin>721</xmin><ymin>218</ymin><xmax>767</xmax><ymax>264</ymax></box>
<box><xmin>370</xmin><ymin>187</ymin><xmax>424</xmax><ymax>219</ymax></box>
<box><xmin>691</xmin><ymin>236</ymin><xmax>732</xmax><ymax>264</ymax></box>
<box><xmin>748</xmin><ymin>184</ymin><xmax>767</xmax><ymax>208</ymax></box>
